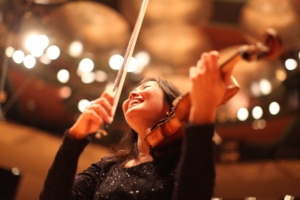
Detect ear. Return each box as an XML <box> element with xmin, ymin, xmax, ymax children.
<box><xmin>163</xmin><ymin>102</ymin><xmax>172</xmax><ymax>117</ymax></box>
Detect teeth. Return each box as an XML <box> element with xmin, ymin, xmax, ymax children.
<box><xmin>129</xmin><ymin>99</ymin><xmax>142</xmax><ymax>108</ymax></box>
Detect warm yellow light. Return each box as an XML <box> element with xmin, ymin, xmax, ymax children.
<box><xmin>12</xmin><ymin>50</ymin><xmax>25</xmax><ymax>64</ymax></box>
<box><xmin>81</xmin><ymin>72</ymin><xmax>96</xmax><ymax>84</ymax></box>
<box><xmin>284</xmin><ymin>58</ymin><xmax>298</xmax><ymax>71</ymax></box>
<box><xmin>68</xmin><ymin>40</ymin><xmax>83</xmax><ymax>57</ymax></box>
<box><xmin>269</xmin><ymin>101</ymin><xmax>280</xmax><ymax>115</ymax></box>
<box><xmin>78</xmin><ymin>99</ymin><xmax>90</xmax><ymax>112</ymax></box>
<box><xmin>46</xmin><ymin>45</ymin><xmax>60</xmax><ymax>60</ymax></box>
<box><xmin>57</xmin><ymin>69</ymin><xmax>70</xmax><ymax>84</ymax></box>
<box><xmin>25</xmin><ymin>34</ymin><xmax>49</xmax><ymax>57</ymax></box>
<box><xmin>252</xmin><ymin>106</ymin><xmax>263</xmax><ymax>119</ymax></box>
<box><xmin>78</xmin><ymin>58</ymin><xmax>94</xmax><ymax>74</ymax></box>
<box><xmin>237</xmin><ymin>107</ymin><xmax>249</xmax><ymax>121</ymax></box>
<box><xmin>5</xmin><ymin>46</ymin><xmax>15</xmax><ymax>57</ymax></box>
<box><xmin>109</xmin><ymin>54</ymin><xmax>123</xmax><ymax>70</ymax></box>
<box><xmin>23</xmin><ymin>55</ymin><xmax>36</xmax><ymax>69</ymax></box>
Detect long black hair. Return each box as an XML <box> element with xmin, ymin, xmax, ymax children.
<box><xmin>109</xmin><ymin>77</ymin><xmax>182</xmax><ymax>162</ymax></box>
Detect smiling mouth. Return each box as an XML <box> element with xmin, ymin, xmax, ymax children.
<box><xmin>128</xmin><ymin>99</ymin><xmax>143</xmax><ymax>108</ymax></box>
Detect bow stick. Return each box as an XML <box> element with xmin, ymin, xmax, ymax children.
<box><xmin>96</xmin><ymin>0</ymin><xmax>149</xmax><ymax>138</ymax></box>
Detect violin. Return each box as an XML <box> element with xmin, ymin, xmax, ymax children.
<box><xmin>144</xmin><ymin>29</ymin><xmax>283</xmax><ymax>156</ymax></box>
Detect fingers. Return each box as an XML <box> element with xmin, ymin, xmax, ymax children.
<box><xmin>88</xmin><ymin>91</ymin><xmax>115</xmax><ymax>124</ymax></box>
<box><xmin>188</xmin><ymin>50</ymin><xmax>227</xmax><ymax>124</ymax></box>
<box><xmin>81</xmin><ymin>106</ymin><xmax>104</xmax><ymax>128</ymax></box>
<box><xmin>69</xmin><ymin>91</ymin><xmax>115</xmax><ymax>139</ymax></box>
<box><xmin>208</xmin><ymin>51</ymin><xmax>219</xmax><ymax>72</ymax></box>
<box><xmin>196</xmin><ymin>51</ymin><xmax>219</xmax><ymax>72</ymax></box>
<box><xmin>191</xmin><ymin>51</ymin><xmax>221</xmax><ymax>81</ymax></box>
<box><xmin>86</xmin><ymin>103</ymin><xmax>111</xmax><ymax>124</ymax></box>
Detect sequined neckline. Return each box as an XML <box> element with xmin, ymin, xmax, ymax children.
<box><xmin>123</xmin><ymin>157</ymin><xmax>154</xmax><ymax>169</ymax></box>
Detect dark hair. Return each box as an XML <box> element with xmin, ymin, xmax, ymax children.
<box><xmin>109</xmin><ymin>77</ymin><xmax>182</xmax><ymax>163</ymax></box>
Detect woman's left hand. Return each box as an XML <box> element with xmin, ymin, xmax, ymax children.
<box><xmin>188</xmin><ymin>51</ymin><xmax>230</xmax><ymax>124</ymax></box>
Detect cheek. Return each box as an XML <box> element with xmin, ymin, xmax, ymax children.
<box><xmin>122</xmin><ymin>100</ymin><xmax>129</xmax><ymax>113</ymax></box>
<box><xmin>149</xmin><ymin>93</ymin><xmax>166</xmax><ymax>113</ymax></box>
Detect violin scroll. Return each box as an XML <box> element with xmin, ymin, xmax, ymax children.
<box><xmin>220</xmin><ymin>29</ymin><xmax>283</xmax><ymax>104</ymax></box>
<box><xmin>239</xmin><ymin>28</ymin><xmax>283</xmax><ymax>61</ymax></box>
<box><xmin>262</xmin><ymin>28</ymin><xmax>283</xmax><ymax>60</ymax></box>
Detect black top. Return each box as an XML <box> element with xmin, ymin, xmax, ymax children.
<box><xmin>40</xmin><ymin>124</ymin><xmax>215</xmax><ymax>200</ymax></box>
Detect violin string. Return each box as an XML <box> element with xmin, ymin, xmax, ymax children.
<box><xmin>111</xmin><ymin>0</ymin><xmax>149</xmax><ymax>120</ymax></box>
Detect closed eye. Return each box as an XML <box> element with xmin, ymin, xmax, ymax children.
<box><xmin>141</xmin><ymin>85</ymin><xmax>151</xmax><ymax>89</ymax></box>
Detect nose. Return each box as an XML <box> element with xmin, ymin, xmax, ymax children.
<box><xmin>128</xmin><ymin>90</ymin><xmax>140</xmax><ymax>100</ymax></box>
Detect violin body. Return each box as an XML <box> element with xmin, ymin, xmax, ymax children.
<box><xmin>145</xmin><ymin>29</ymin><xmax>283</xmax><ymax>153</ymax></box>
<box><xmin>145</xmin><ymin>93</ymin><xmax>191</xmax><ymax>149</ymax></box>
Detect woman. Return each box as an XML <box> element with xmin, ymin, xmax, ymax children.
<box><xmin>40</xmin><ymin>51</ymin><xmax>231</xmax><ymax>200</ymax></box>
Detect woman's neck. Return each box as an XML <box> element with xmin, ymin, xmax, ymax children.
<box><xmin>137</xmin><ymin>135</ymin><xmax>151</xmax><ymax>155</ymax></box>
<box><xmin>124</xmin><ymin>132</ymin><xmax>153</xmax><ymax>168</ymax></box>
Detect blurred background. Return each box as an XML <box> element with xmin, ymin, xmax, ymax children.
<box><xmin>0</xmin><ymin>0</ymin><xmax>300</xmax><ymax>199</ymax></box>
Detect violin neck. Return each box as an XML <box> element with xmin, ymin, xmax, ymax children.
<box><xmin>219</xmin><ymin>46</ymin><xmax>254</xmax><ymax>75</ymax></box>
<box><xmin>219</xmin><ymin>51</ymin><xmax>242</xmax><ymax>75</ymax></box>
<box><xmin>218</xmin><ymin>50</ymin><xmax>244</xmax><ymax>104</ymax></box>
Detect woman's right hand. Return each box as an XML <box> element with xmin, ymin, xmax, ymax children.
<box><xmin>68</xmin><ymin>91</ymin><xmax>114</xmax><ymax>139</ymax></box>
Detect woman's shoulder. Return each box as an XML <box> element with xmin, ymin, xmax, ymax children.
<box><xmin>85</xmin><ymin>156</ymin><xmax>119</xmax><ymax>175</ymax></box>
<box><xmin>97</xmin><ymin>155</ymin><xmax>118</xmax><ymax>165</ymax></box>
<box><xmin>93</xmin><ymin>155</ymin><xmax>127</xmax><ymax>169</ymax></box>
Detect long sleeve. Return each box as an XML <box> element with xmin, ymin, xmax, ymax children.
<box><xmin>173</xmin><ymin>124</ymin><xmax>216</xmax><ymax>200</ymax></box>
<box><xmin>40</xmin><ymin>132</ymin><xmax>90</xmax><ymax>200</ymax></box>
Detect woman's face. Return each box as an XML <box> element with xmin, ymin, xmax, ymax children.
<box><xmin>122</xmin><ymin>81</ymin><xmax>169</xmax><ymax>131</ymax></box>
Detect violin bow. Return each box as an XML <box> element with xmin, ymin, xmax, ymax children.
<box><xmin>96</xmin><ymin>0</ymin><xmax>149</xmax><ymax>138</ymax></box>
